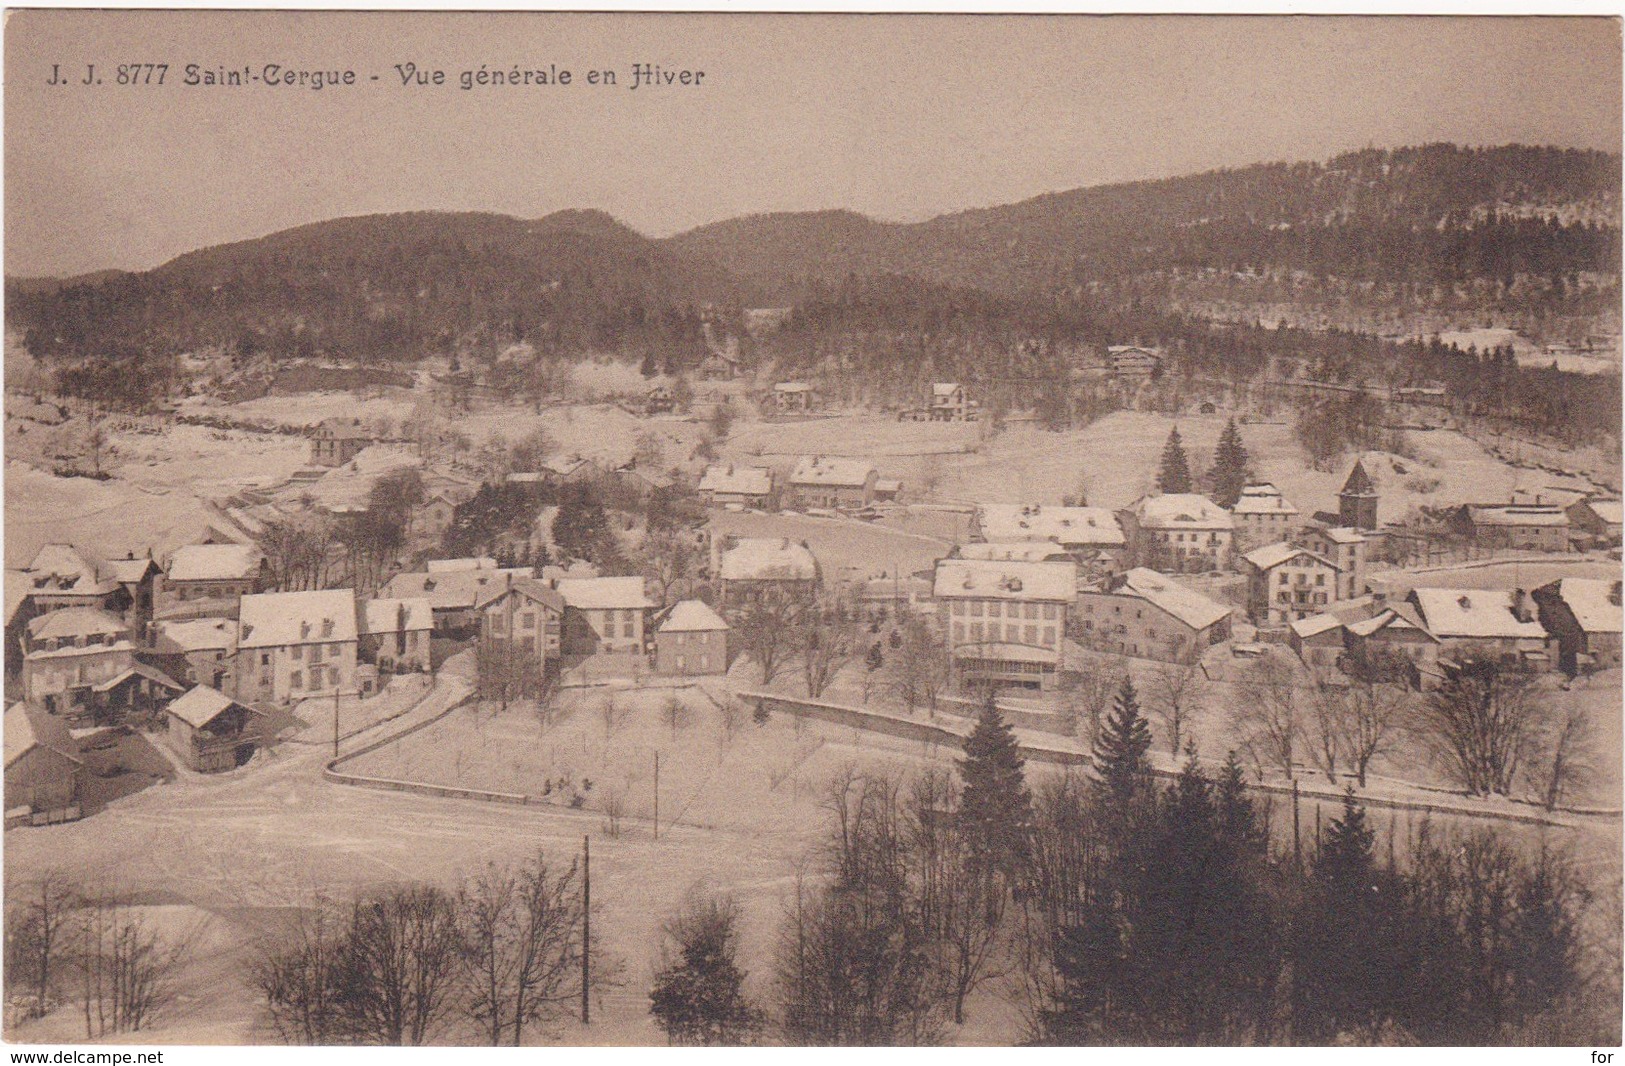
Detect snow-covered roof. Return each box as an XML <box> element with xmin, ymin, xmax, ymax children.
<box><xmin>474</xmin><ymin>578</ymin><xmax>566</xmax><ymax>614</ymax></box>
<box><xmin>659</xmin><ymin>600</ymin><xmax>730</xmax><ymax>633</ymax></box>
<box><xmin>1465</xmin><ymin>505</ymin><xmax>1569</xmax><ymax>528</ymax></box>
<box><xmin>1409</xmin><ymin>588</ymin><xmax>1548</xmax><ymax>640</ymax></box>
<box><xmin>425</xmin><ymin>557</ymin><xmax>499</xmax><ymax>573</ymax></box>
<box><xmin>543</xmin><ymin>455</ymin><xmax>596</xmax><ymax>477</ymax></box>
<box><xmin>1242</xmin><ymin>542</ymin><xmax>1338</xmax><ymax>572</ymax></box>
<box><xmin>5</xmin><ymin>571</ymin><xmax>29</xmax><ymax>627</ymax></box>
<box><xmin>1544</xmin><ymin>579</ymin><xmax>1623</xmax><ymax>635</ymax></box>
<box><xmin>317</xmin><ymin>418</ymin><xmax>372</xmax><ymax>440</ymax></box>
<box><xmin>556</xmin><ymin>577</ymin><xmax>654</xmax><ymax>611</ymax></box>
<box><xmin>931</xmin><ymin>382</ymin><xmax>962</xmax><ymax>398</ymax></box>
<box><xmin>1127</xmin><ymin>494</ymin><xmax>1234</xmax><ymax>530</ymax></box>
<box><xmin>1290</xmin><ymin>613</ymin><xmax>1344</xmax><ymax>640</ymax></box>
<box><xmin>1231</xmin><ymin>485</ymin><xmax>1299</xmax><ymax>516</ymax></box>
<box><xmin>719</xmin><ymin>538</ymin><xmax>819</xmax><ymax>582</ymax></box>
<box><xmin>1112</xmin><ymin>568</ymin><xmax>1232</xmax><ymax>631</ymax></box>
<box><xmin>933</xmin><ymin>560</ymin><xmax>1076</xmax><ymax>602</ymax></box>
<box><xmin>698</xmin><ymin>464</ymin><xmax>774</xmax><ymax>497</ymax></box>
<box><xmin>167</xmin><ymin>544</ymin><xmax>262</xmax><ymax>583</ymax></box>
<box><xmin>1580</xmin><ymin>499</ymin><xmax>1624</xmax><ymax>526</ymax></box>
<box><xmin>384</xmin><ymin>567</ymin><xmax>534</xmax><ymax>611</ymax></box>
<box><xmin>154</xmin><ymin>617</ymin><xmax>238</xmax><ymax>653</ymax></box>
<box><xmin>362</xmin><ymin>598</ymin><xmax>434</xmax><ymax>635</ymax></box>
<box><xmin>103</xmin><ymin>557</ymin><xmax>158</xmax><ymax>584</ymax></box>
<box><xmin>1308</xmin><ymin>526</ymin><xmax>1367</xmax><ymax>545</ymax></box>
<box><xmin>26</xmin><ymin>607</ymin><xmax>129</xmax><ymax>642</ymax></box>
<box><xmin>5</xmin><ymin>703</ymin><xmax>80</xmax><ymax>769</ymax></box>
<box><xmin>792</xmin><ymin>456</ymin><xmax>876</xmax><ymax>488</ymax></box>
<box><xmin>238</xmin><ymin>589</ymin><xmax>358</xmax><ymax>649</ymax></box>
<box><xmin>26</xmin><ymin>544</ymin><xmax>98</xmax><ymax>582</ymax></box>
<box><xmin>975</xmin><ymin>504</ymin><xmax>1126</xmax><ymax>547</ymax></box>
<box><xmin>957</xmin><ymin>542</ymin><xmax>1074</xmax><ymax>563</ymax></box>
<box><xmin>92</xmin><ymin>662</ymin><xmax>184</xmax><ymax>694</ymax></box>
<box><xmin>1344</xmin><ymin>607</ymin><xmax>1437</xmax><ymax>642</ymax></box>
<box><xmin>774</xmin><ymin>381</ymin><xmax>814</xmax><ymax>394</ymax></box>
<box><xmin>166</xmin><ymin>686</ymin><xmax>257</xmax><ymax>729</ymax></box>
<box><xmin>1341</xmin><ymin>460</ymin><xmax>1376</xmax><ymax>496</ymax></box>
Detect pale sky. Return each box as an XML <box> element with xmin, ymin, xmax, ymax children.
<box><xmin>5</xmin><ymin>11</ymin><xmax>1621</xmax><ymax>278</ymax></box>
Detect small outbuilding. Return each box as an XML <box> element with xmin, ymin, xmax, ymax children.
<box><xmin>165</xmin><ymin>685</ymin><xmax>265</xmax><ymax>773</ymax></box>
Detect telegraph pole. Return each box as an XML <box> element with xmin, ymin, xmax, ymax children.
<box><xmin>653</xmin><ymin>752</ymin><xmax>660</xmax><ymax>840</ymax></box>
<box><xmin>333</xmin><ymin>688</ymin><xmax>341</xmax><ymax>758</ymax></box>
<box><xmin>581</xmin><ymin>834</ymin><xmax>590</xmax><ymax>1025</ymax></box>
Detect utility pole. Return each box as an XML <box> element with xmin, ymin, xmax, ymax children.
<box><xmin>581</xmin><ymin>834</ymin><xmax>590</xmax><ymax>1025</ymax></box>
<box><xmin>653</xmin><ymin>751</ymin><xmax>660</xmax><ymax>840</ymax></box>
<box><xmin>1292</xmin><ymin>777</ymin><xmax>1301</xmax><ymax>871</ymax></box>
<box><xmin>333</xmin><ymin>688</ymin><xmax>341</xmax><ymax>758</ymax></box>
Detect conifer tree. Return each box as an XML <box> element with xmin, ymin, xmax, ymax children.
<box><xmin>1315</xmin><ymin>788</ymin><xmax>1376</xmax><ymax>890</ymax></box>
<box><xmin>1156</xmin><ymin>426</ymin><xmax>1193</xmax><ymax>494</ymax></box>
<box><xmin>1207</xmin><ymin>418</ymin><xmax>1250</xmax><ymax>508</ymax></box>
<box><xmin>1091</xmin><ymin>678</ymin><xmax>1153</xmax><ymax>803</ymax></box>
<box><xmin>958</xmin><ymin>693</ymin><xmax>1034</xmax><ymax>874</ymax></box>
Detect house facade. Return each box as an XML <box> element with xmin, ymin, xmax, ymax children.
<box><xmin>20</xmin><ymin>607</ymin><xmax>136</xmax><ymax>717</ymax></box>
<box><xmin>773</xmin><ymin>382</ymin><xmax>815</xmax><ymax>412</ymax></box>
<box><xmin>654</xmin><ymin>600</ymin><xmax>730</xmax><ymax>676</ymax></box>
<box><xmin>1298</xmin><ymin>526</ymin><xmax>1368</xmax><ymax>601</ymax></box>
<box><xmin>234</xmin><ymin>589</ymin><xmax>360</xmax><ymax>704</ymax></box>
<box><xmin>161</xmin><ymin>543</ymin><xmax>265</xmax><ymax>604</ymax></box>
<box><xmin>1242</xmin><ymin>543</ymin><xmax>1341</xmax><ymax>627</ymax></box>
<box><xmin>4</xmin><ymin>703</ymin><xmax>83</xmax><ymax>825</ymax></box>
<box><xmin>791</xmin><ymin>457</ymin><xmax>878</xmax><ymax>510</ymax></box>
<box><xmin>1120</xmin><ymin>494</ymin><xmax>1234</xmax><ymax>573</ymax></box>
<box><xmin>1407</xmin><ymin>587</ymin><xmax>1552</xmax><ymax>669</ymax></box>
<box><xmin>933</xmin><ymin>559</ymin><xmax>1073</xmax><ymax>691</ymax></box>
<box><xmin>1567</xmin><ymin>498</ymin><xmax>1623</xmax><ymax>546</ymax></box>
<box><xmin>1453</xmin><ymin>504</ymin><xmax>1571</xmax><ymax>553</ymax></box>
<box><xmin>1532</xmin><ymin>578</ymin><xmax>1624</xmax><ymax>674</ymax></box>
<box><xmin>165</xmin><ymin>686</ymin><xmax>265</xmax><ymax>773</ymax></box>
<box><xmin>1230</xmin><ymin>484</ymin><xmax>1300</xmax><ymax>552</ymax></box>
<box><xmin>382</xmin><ymin>564</ymin><xmax>535</xmax><ymax>633</ymax></box>
<box><xmin>311</xmin><ymin>419</ymin><xmax>374</xmax><ymax>467</ymax></box>
<box><xmin>476</xmin><ymin>579</ymin><xmax>565</xmax><ymax>678</ymax></box>
<box><xmin>361</xmin><ymin>597</ymin><xmax>434</xmax><ymax>673</ymax></box>
<box><xmin>929</xmin><ymin>382</ymin><xmax>972</xmax><ymax>422</ymax></box>
<box><xmin>717</xmin><ymin>537</ymin><xmax>821</xmax><ymax>609</ymax></box>
<box><xmin>970</xmin><ymin>504</ymin><xmax>1125</xmax><ymax>569</ymax></box>
<box><xmin>555</xmin><ymin>577</ymin><xmax>655</xmax><ymax>658</ymax></box>
<box><xmin>698</xmin><ymin>464</ymin><xmax>775</xmax><ymax>510</ymax></box>
<box><xmin>1076</xmin><ymin>568</ymin><xmax>1233</xmax><ymax>663</ymax></box>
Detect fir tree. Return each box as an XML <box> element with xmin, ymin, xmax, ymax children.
<box><xmin>958</xmin><ymin>693</ymin><xmax>1034</xmax><ymax>875</ymax></box>
<box><xmin>1207</xmin><ymin>418</ymin><xmax>1250</xmax><ymax>508</ymax></box>
<box><xmin>1315</xmin><ymin>788</ymin><xmax>1376</xmax><ymax>890</ymax></box>
<box><xmin>640</xmin><ymin>349</ymin><xmax>660</xmax><ymax>378</ymax></box>
<box><xmin>1156</xmin><ymin>426</ymin><xmax>1193</xmax><ymax>494</ymax></box>
<box><xmin>1092</xmin><ymin>678</ymin><xmax>1153</xmax><ymax>803</ymax></box>
<box><xmin>649</xmin><ymin>893</ymin><xmax>762</xmax><ymax>1045</ymax></box>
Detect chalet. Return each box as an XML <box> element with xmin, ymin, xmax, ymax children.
<box><xmin>1393</xmin><ymin>383</ymin><xmax>1448</xmax><ymax>407</ymax></box>
<box><xmin>165</xmin><ymin>686</ymin><xmax>265</xmax><ymax>773</ymax></box>
<box><xmin>1288</xmin><ymin>613</ymin><xmax>1345</xmax><ymax>671</ymax></box>
<box><xmin>1230</xmin><ymin>484</ymin><xmax>1300</xmax><ymax>551</ymax></box>
<box><xmin>85</xmin><ymin>661</ymin><xmax>185</xmax><ymax>728</ymax></box>
<box><xmin>538</xmin><ymin>455</ymin><xmax>602</xmax><ymax>486</ymax></box>
<box><xmin>1342</xmin><ymin>603</ymin><xmax>1442</xmax><ymax>688</ymax></box>
<box><xmin>873</xmin><ymin>479</ymin><xmax>904</xmax><ymax>504</ymax></box>
<box><xmin>360</xmin><ymin>597</ymin><xmax>433</xmax><ymax>673</ymax></box>
<box><xmin>4</xmin><ymin>702</ymin><xmax>83</xmax><ymax>826</ymax></box>
<box><xmin>773</xmin><ymin>382</ymin><xmax>816</xmax><ymax>412</ymax></box>
<box><xmin>971</xmin><ymin>504</ymin><xmax>1126</xmax><ymax>568</ymax></box>
<box><xmin>701</xmin><ymin>350</ymin><xmax>738</xmax><ymax>380</ymax></box>
<box><xmin>1076</xmin><ymin>568</ymin><xmax>1232</xmax><ymax>663</ymax></box>
<box><xmin>1532</xmin><ymin>578</ymin><xmax>1623</xmax><ymax>674</ymax></box>
<box><xmin>476</xmin><ymin>578</ymin><xmax>565</xmax><ymax>677</ymax></box>
<box><xmin>20</xmin><ymin>544</ymin><xmax>122</xmax><ymax>615</ymax></box>
<box><xmin>382</xmin><ymin>565</ymin><xmax>535</xmax><ymax>633</ymax></box>
<box><xmin>152</xmin><ymin>617</ymin><xmax>238</xmax><ymax>689</ymax></box>
<box><xmin>935</xmin><ymin>559</ymin><xmax>1072</xmax><ymax>691</ymax></box>
<box><xmin>162</xmin><ymin>544</ymin><xmax>265</xmax><ymax>604</ymax></box>
<box><xmin>610</xmin><ymin>462</ymin><xmax>674</xmax><ymax>501</ymax></box>
<box><xmin>1407</xmin><ymin>587</ymin><xmax>1551</xmax><ymax>669</ymax></box>
<box><xmin>20</xmin><ymin>608</ymin><xmax>136</xmax><ymax>717</ymax></box>
<box><xmin>1119</xmin><ymin>494</ymin><xmax>1234</xmax><ymax>573</ymax></box>
<box><xmin>1107</xmin><ymin>345</ymin><xmax>1162</xmax><ymax>377</ymax></box>
<box><xmin>311</xmin><ymin>418</ymin><xmax>374</xmax><ymax>467</ymax></box>
<box><xmin>698</xmin><ymin>464</ymin><xmax>775</xmax><ymax>510</ymax></box>
<box><xmin>555</xmin><ymin>577</ymin><xmax>656</xmax><ymax>658</ymax></box>
<box><xmin>1451</xmin><ymin>503</ymin><xmax>1571</xmax><ymax>553</ymax></box>
<box><xmin>234</xmin><ymin>589</ymin><xmax>360</xmax><ymax>704</ymax></box>
<box><xmin>1337</xmin><ymin>460</ymin><xmax>1380</xmax><ymax>531</ymax></box>
<box><xmin>1568</xmin><ymin>498</ymin><xmax>1623</xmax><ymax>546</ymax></box>
<box><xmin>929</xmin><ymin>382</ymin><xmax>973</xmax><ymax>422</ymax></box>
<box><xmin>718</xmin><ymin>537</ymin><xmax>821</xmax><ymax>609</ymax></box>
<box><xmin>1242</xmin><ymin>543</ymin><xmax>1341</xmax><ymax>627</ymax></box>
<box><xmin>1298</xmin><ymin>526</ymin><xmax>1367</xmax><ymax>601</ymax></box>
<box><xmin>790</xmin><ymin>456</ymin><xmax>878</xmax><ymax>510</ymax></box>
<box><xmin>654</xmin><ymin>600</ymin><xmax>730</xmax><ymax>676</ymax></box>
<box><xmin>955</xmin><ymin>542</ymin><xmax>1074</xmax><ymax>564</ymax></box>
<box><xmin>413</xmin><ymin>494</ymin><xmax>459</xmax><ymax>540</ymax></box>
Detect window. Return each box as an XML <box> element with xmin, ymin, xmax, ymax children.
<box><xmin>970</xmin><ymin>622</ymin><xmax>984</xmax><ymax>641</ymax></box>
<box><xmin>1315</xmin><ymin>575</ymin><xmax>1325</xmax><ymax>587</ymax></box>
<box><xmin>1024</xmin><ymin>604</ymin><xmax>1038</xmax><ymax>620</ymax></box>
<box><xmin>953</xmin><ymin>622</ymin><xmax>965</xmax><ymax>642</ymax></box>
<box><xmin>311</xmin><ymin>645</ymin><xmax>324</xmax><ymax>664</ymax></box>
<box><xmin>261</xmin><ymin>652</ymin><xmax>271</xmax><ymax>666</ymax></box>
<box><xmin>952</xmin><ymin>602</ymin><xmax>965</xmax><ymax>616</ymax></box>
<box><xmin>1043</xmin><ymin>604</ymin><xmax>1058</xmax><ymax>620</ymax></box>
<box><xmin>1043</xmin><ymin>626</ymin><xmax>1055</xmax><ymax>645</ymax></box>
<box><xmin>522</xmin><ymin>636</ymin><xmax>536</xmax><ymax>652</ymax></box>
<box><xmin>970</xmin><ymin>602</ymin><xmax>983</xmax><ymax>617</ymax></box>
<box><xmin>988</xmin><ymin>603</ymin><xmax>1002</xmax><ymax>618</ymax></box>
<box><xmin>1279</xmin><ymin>573</ymin><xmax>1289</xmax><ymax>585</ymax></box>
<box><xmin>291</xmin><ymin>670</ymin><xmax>303</xmax><ymax>690</ymax></box>
<box><xmin>521</xmin><ymin>611</ymin><xmax>535</xmax><ymax>630</ymax></box>
<box><xmin>623</xmin><ymin>622</ymin><xmax>635</xmax><ymax>638</ymax></box>
<box><xmin>1024</xmin><ymin>625</ymin><xmax>1037</xmax><ymax>644</ymax></box>
<box><xmin>292</xmin><ymin>645</ymin><xmax>303</xmax><ymax>661</ymax></box>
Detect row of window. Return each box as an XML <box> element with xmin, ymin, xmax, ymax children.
<box><xmin>946</xmin><ymin>600</ymin><xmax>1059</xmax><ymax>620</ymax></box>
<box><xmin>952</xmin><ymin>622</ymin><xmax>1056</xmax><ymax>647</ymax></box>
<box><xmin>1278</xmin><ymin>571</ymin><xmax>1329</xmax><ymax>586</ymax></box>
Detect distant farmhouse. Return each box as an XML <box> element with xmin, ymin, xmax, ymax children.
<box><xmin>1077</xmin><ymin>568</ymin><xmax>1232</xmax><ymax>662</ymax></box>
<box><xmin>790</xmin><ymin>456</ymin><xmax>878</xmax><ymax>510</ymax></box>
<box><xmin>929</xmin><ymin>382</ymin><xmax>975</xmax><ymax>422</ymax></box>
<box><xmin>1568</xmin><ymin>497</ymin><xmax>1623</xmax><ymax>547</ymax></box>
<box><xmin>773</xmin><ymin>381</ymin><xmax>816</xmax><ymax>412</ymax></box>
<box><xmin>698</xmin><ymin>464</ymin><xmax>776</xmax><ymax>510</ymax></box>
<box><xmin>1533</xmin><ymin>578</ymin><xmax>1623</xmax><ymax>674</ymax></box>
<box><xmin>1107</xmin><ymin>345</ymin><xmax>1162</xmax><ymax>377</ymax></box>
<box><xmin>311</xmin><ymin>418</ymin><xmax>376</xmax><ymax>467</ymax></box>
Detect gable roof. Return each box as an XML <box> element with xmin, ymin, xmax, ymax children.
<box><xmin>698</xmin><ymin>464</ymin><xmax>774</xmax><ymax>497</ymax></box>
<box><xmin>1111</xmin><ymin>568</ymin><xmax>1232</xmax><ymax>631</ymax></box>
<box><xmin>1408</xmin><ymin>588</ymin><xmax>1547</xmax><ymax>640</ymax></box>
<box><xmin>792</xmin><ymin>456</ymin><xmax>876</xmax><ymax>487</ymax></box>
<box><xmin>1541</xmin><ymin>578</ymin><xmax>1623</xmax><ymax>635</ymax></box>
<box><xmin>5</xmin><ymin>702</ymin><xmax>82</xmax><ymax>769</ymax></box>
<box><xmin>1345</xmin><ymin>606</ymin><xmax>1439</xmax><ymax>642</ymax></box>
<box><xmin>957</xmin><ymin>542</ymin><xmax>1074</xmax><ymax>563</ymax></box>
<box><xmin>1308</xmin><ymin>526</ymin><xmax>1368</xmax><ymax>545</ymax></box>
<box><xmin>1242</xmin><ymin>542</ymin><xmax>1339</xmax><ymax>572</ymax></box>
<box><xmin>1341</xmin><ymin>460</ymin><xmax>1376</xmax><ymax>496</ymax></box>
<box><xmin>1127</xmin><ymin>493</ymin><xmax>1234</xmax><ymax>530</ymax></box>
<box><xmin>555</xmin><ymin>576</ymin><xmax>654</xmax><ymax>611</ymax></box>
<box><xmin>1231</xmin><ymin>485</ymin><xmax>1300</xmax><ymax>516</ymax></box>
<box><xmin>931</xmin><ymin>382</ymin><xmax>962</xmax><ymax>398</ymax></box>
<box><xmin>238</xmin><ymin>589</ymin><xmax>358</xmax><ymax>649</ymax></box>
<box><xmin>166</xmin><ymin>685</ymin><xmax>260</xmax><ymax>728</ymax></box>
<box><xmin>383</xmin><ymin>567</ymin><xmax>534</xmax><ymax>611</ymax></box>
<box><xmin>153</xmin><ymin>617</ymin><xmax>238</xmax><ymax>653</ymax></box>
<box><xmin>103</xmin><ymin>556</ymin><xmax>159</xmax><ymax>584</ymax></box>
<box><xmin>5</xmin><ymin>571</ymin><xmax>29</xmax><ymax>627</ymax></box>
<box><xmin>362</xmin><ymin>598</ymin><xmax>434</xmax><ymax>635</ymax></box>
<box><xmin>92</xmin><ymin>662</ymin><xmax>185</xmax><ymax>695</ymax></box>
<box><xmin>167</xmin><ymin>544</ymin><xmax>262</xmax><ymax>583</ymax></box>
<box><xmin>1289</xmin><ymin>613</ymin><xmax>1344</xmax><ymax>640</ymax></box>
<box><xmin>974</xmin><ymin>504</ymin><xmax>1125</xmax><ymax>547</ymax></box>
<box><xmin>658</xmin><ymin>600</ymin><xmax>730</xmax><ymax>633</ymax></box>
<box><xmin>933</xmin><ymin>559</ymin><xmax>1076</xmax><ymax>602</ymax></box>
<box><xmin>1464</xmin><ymin>505</ymin><xmax>1570</xmax><ymax>529</ymax></box>
<box><xmin>26</xmin><ymin>607</ymin><xmax>129</xmax><ymax>642</ymax></box>
<box><xmin>1580</xmin><ymin>498</ymin><xmax>1624</xmax><ymax>526</ymax></box>
<box><xmin>719</xmin><ymin>538</ymin><xmax>819</xmax><ymax>582</ymax></box>
<box><xmin>475</xmin><ymin>578</ymin><xmax>566</xmax><ymax>614</ymax></box>
<box><xmin>317</xmin><ymin>418</ymin><xmax>372</xmax><ymax>440</ymax></box>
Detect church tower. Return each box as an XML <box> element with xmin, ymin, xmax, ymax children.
<box><xmin>1338</xmin><ymin>459</ymin><xmax>1379</xmax><ymax>531</ymax></box>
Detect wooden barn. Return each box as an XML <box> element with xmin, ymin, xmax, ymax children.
<box><xmin>165</xmin><ymin>686</ymin><xmax>265</xmax><ymax>773</ymax></box>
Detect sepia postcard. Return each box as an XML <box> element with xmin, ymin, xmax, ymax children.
<box><xmin>1</xmin><ymin>8</ymin><xmax>1621</xmax><ymax>1054</ymax></box>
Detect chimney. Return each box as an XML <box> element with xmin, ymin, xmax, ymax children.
<box><xmin>1511</xmin><ymin>588</ymin><xmax>1533</xmax><ymax>624</ymax></box>
<box><xmin>300</xmin><ymin>620</ymin><xmax>312</xmax><ymax>639</ymax></box>
<box><xmin>1611</xmin><ymin>581</ymin><xmax>1622</xmax><ymax>607</ymax></box>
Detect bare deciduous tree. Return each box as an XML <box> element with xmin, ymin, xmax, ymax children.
<box><xmin>73</xmin><ymin>895</ymin><xmax>193</xmax><ymax>1038</ymax></box>
<box><xmin>1145</xmin><ymin>658</ymin><xmax>1203</xmax><ymax>755</ymax></box>
<box><xmin>1416</xmin><ymin>658</ymin><xmax>1542</xmax><ymax>797</ymax></box>
<box><xmin>458</xmin><ymin>854</ymin><xmax>584</xmax><ymax>1046</ymax></box>
<box><xmin>4</xmin><ymin>871</ymin><xmax>80</xmax><ymax>1020</ymax></box>
<box><xmin>734</xmin><ymin>594</ymin><xmax>804</xmax><ymax>686</ymax></box>
<box><xmin>341</xmin><ymin>884</ymin><xmax>462</xmax><ymax>1046</ymax></box>
<box><xmin>1537</xmin><ymin>701</ymin><xmax>1597</xmax><ymax>811</ymax></box>
<box><xmin>798</xmin><ymin>594</ymin><xmax>862</xmax><ymax>699</ymax></box>
<box><xmin>1236</xmin><ymin>653</ymin><xmax>1303</xmax><ymax>779</ymax></box>
<box><xmin>887</xmin><ymin>615</ymin><xmax>950</xmax><ymax>714</ymax></box>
